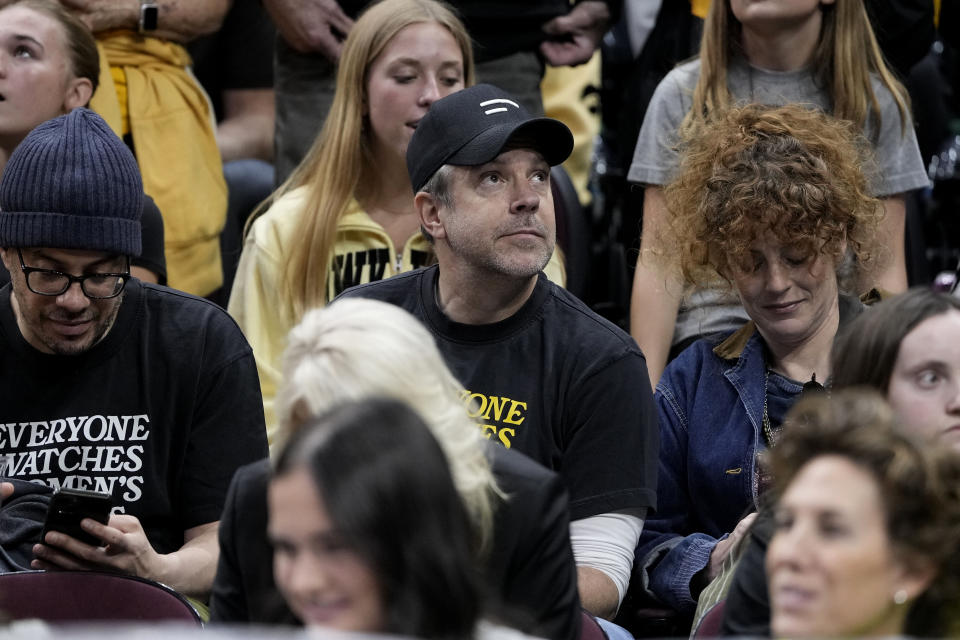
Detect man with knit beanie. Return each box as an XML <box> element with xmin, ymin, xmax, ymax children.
<box><xmin>0</xmin><ymin>109</ymin><xmax>268</xmax><ymax>600</ymax></box>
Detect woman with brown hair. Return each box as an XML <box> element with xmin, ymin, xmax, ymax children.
<box><xmin>269</xmin><ymin>398</ymin><xmax>485</xmax><ymax>637</ymax></box>
<box><xmin>832</xmin><ymin>287</ymin><xmax>960</xmax><ymax>450</ymax></box>
<box><xmin>0</xmin><ymin>0</ymin><xmax>166</xmax><ymax>287</ymax></box>
<box><xmin>765</xmin><ymin>390</ymin><xmax>960</xmax><ymax>637</ymax></box>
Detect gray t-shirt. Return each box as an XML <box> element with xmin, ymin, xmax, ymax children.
<box><xmin>628</xmin><ymin>56</ymin><xmax>929</xmax><ymax>345</ymax></box>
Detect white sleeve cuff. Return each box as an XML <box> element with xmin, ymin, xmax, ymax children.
<box><xmin>570</xmin><ymin>509</ymin><xmax>646</xmax><ymax>607</ymax></box>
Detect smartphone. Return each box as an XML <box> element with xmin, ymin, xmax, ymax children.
<box><xmin>41</xmin><ymin>488</ymin><xmax>112</xmax><ymax>547</ymax></box>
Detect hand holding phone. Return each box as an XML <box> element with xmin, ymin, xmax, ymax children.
<box><xmin>41</xmin><ymin>488</ymin><xmax>112</xmax><ymax>547</ymax></box>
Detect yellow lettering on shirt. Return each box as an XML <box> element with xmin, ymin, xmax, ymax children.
<box><xmin>503</xmin><ymin>400</ymin><xmax>527</xmax><ymax>426</ymax></box>
<box><xmin>460</xmin><ymin>391</ymin><xmax>528</xmax><ymax>449</ymax></box>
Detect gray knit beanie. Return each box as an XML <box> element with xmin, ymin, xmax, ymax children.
<box><xmin>0</xmin><ymin>108</ymin><xmax>143</xmax><ymax>256</ymax></box>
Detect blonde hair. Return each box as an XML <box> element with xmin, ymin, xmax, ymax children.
<box><xmin>264</xmin><ymin>0</ymin><xmax>473</xmax><ymax>323</ymax></box>
<box><xmin>686</xmin><ymin>0</ymin><xmax>910</xmax><ymax>139</ymax></box>
<box><xmin>275</xmin><ymin>298</ymin><xmax>499</xmax><ymax>550</ymax></box>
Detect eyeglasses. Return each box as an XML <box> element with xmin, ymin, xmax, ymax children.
<box><xmin>18</xmin><ymin>249</ymin><xmax>129</xmax><ymax>299</ymax></box>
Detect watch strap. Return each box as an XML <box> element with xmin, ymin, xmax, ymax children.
<box><xmin>139</xmin><ymin>1</ymin><xmax>159</xmax><ymax>33</ymax></box>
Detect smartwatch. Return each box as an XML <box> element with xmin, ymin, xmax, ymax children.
<box><xmin>139</xmin><ymin>1</ymin><xmax>159</xmax><ymax>33</ymax></box>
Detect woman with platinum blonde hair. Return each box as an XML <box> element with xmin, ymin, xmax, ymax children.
<box><xmin>210</xmin><ymin>298</ymin><xmax>581</xmax><ymax>639</ymax></box>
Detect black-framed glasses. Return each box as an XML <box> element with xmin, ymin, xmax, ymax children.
<box><xmin>18</xmin><ymin>249</ymin><xmax>129</xmax><ymax>299</ymax></box>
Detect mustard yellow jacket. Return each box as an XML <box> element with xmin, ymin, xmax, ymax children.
<box><xmin>91</xmin><ymin>33</ymin><xmax>226</xmax><ymax>297</ymax></box>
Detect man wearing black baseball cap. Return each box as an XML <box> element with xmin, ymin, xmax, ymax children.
<box><xmin>341</xmin><ymin>84</ymin><xmax>659</xmax><ymax>622</ymax></box>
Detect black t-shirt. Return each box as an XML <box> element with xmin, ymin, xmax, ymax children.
<box><xmin>340</xmin><ymin>266</ymin><xmax>659</xmax><ymax>519</ymax></box>
<box><xmin>0</xmin><ymin>280</ymin><xmax>268</xmax><ymax>554</ymax></box>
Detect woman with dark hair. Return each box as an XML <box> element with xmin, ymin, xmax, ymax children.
<box><xmin>269</xmin><ymin>397</ymin><xmax>482</xmax><ymax>637</ymax></box>
<box><xmin>764</xmin><ymin>390</ymin><xmax>960</xmax><ymax>637</ymax></box>
<box><xmin>832</xmin><ymin>288</ymin><xmax>960</xmax><ymax>449</ymax></box>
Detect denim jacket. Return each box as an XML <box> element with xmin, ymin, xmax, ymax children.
<box><xmin>635</xmin><ymin>323</ymin><xmax>767</xmax><ymax>614</ymax></box>
<box><xmin>635</xmin><ymin>294</ymin><xmax>869</xmax><ymax>614</ymax></box>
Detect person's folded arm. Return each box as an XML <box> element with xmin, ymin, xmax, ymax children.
<box><xmin>633</xmin><ymin>375</ymin><xmax>712</xmax><ymax>615</ymax></box>
<box><xmin>541</xmin><ymin>1</ymin><xmax>611</xmax><ymax>67</ymax></box>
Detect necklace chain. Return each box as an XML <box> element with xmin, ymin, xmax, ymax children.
<box><xmin>761</xmin><ymin>368</ymin><xmax>777</xmax><ymax>447</ymax></box>
<box><xmin>762</xmin><ymin>369</ymin><xmax>826</xmax><ymax>448</ymax></box>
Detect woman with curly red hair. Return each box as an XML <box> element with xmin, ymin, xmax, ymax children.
<box><xmin>634</xmin><ymin>102</ymin><xmax>882</xmax><ymax>618</ymax></box>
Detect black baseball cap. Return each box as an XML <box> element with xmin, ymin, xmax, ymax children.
<box><xmin>406</xmin><ymin>84</ymin><xmax>574</xmax><ymax>193</ymax></box>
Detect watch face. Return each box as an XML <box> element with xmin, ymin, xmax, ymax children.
<box><xmin>141</xmin><ymin>5</ymin><xmax>158</xmax><ymax>31</ymax></box>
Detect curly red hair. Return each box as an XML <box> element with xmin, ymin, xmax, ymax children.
<box><xmin>658</xmin><ymin>103</ymin><xmax>882</xmax><ymax>289</ymax></box>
